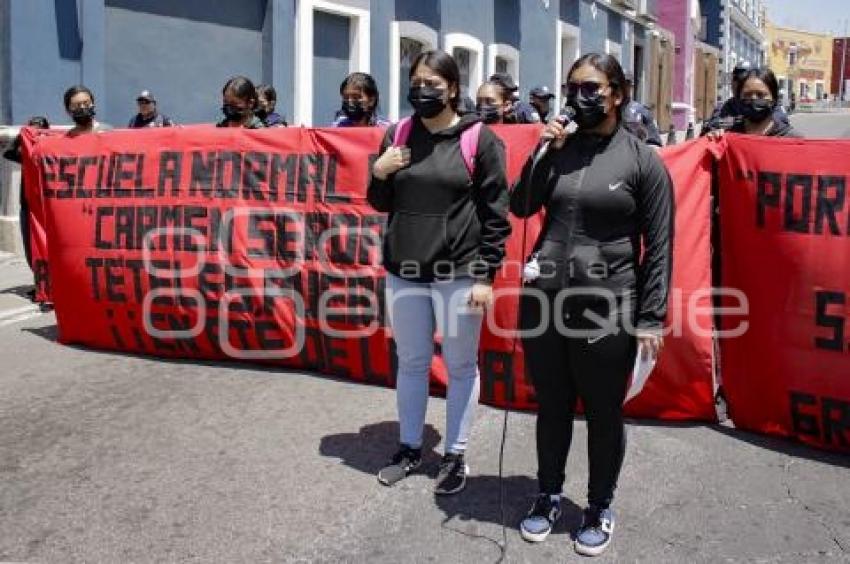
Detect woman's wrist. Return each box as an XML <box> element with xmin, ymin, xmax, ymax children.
<box><xmin>372</xmin><ymin>162</ymin><xmax>388</xmax><ymax>180</ymax></box>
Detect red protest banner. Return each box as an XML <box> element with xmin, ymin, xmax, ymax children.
<box><xmin>719</xmin><ymin>134</ymin><xmax>850</xmax><ymax>452</ymax></box>
<box><xmin>25</xmin><ymin>125</ymin><xmax>716</xmax><ymax>420</ymax></box>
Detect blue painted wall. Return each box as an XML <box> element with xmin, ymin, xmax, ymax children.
<box><xmin>394</xmin><ymin>0</ymin><xmax>440</xmax><ymax>32</ymax></box>
<box><xmin>370</xmin><ymin>0</ymin><xmax>395</xmax><ymax>120</ymax></box>
<box><xmin>607</xmin><ymin>11</ymin><xmax>623</xmax><ymax>45</ymax></box>
<box><xmin>441</xmin><ymin>0</ymin><xmax>492</xmax><ymax>46</ymax></box>
<box><xmin>699</xmin><ymin>0</ymin><xmax>723</xmax><ymax>49</ymax></box>
<box><xmin>0</xmin><ymin>0</ymin><xmax>660</xmax><ymax>128</ymax></box>
<box><xmin>494</xmin><ymin>0</ymin><xmax>521</xmax><ymax>48</ymax></box>
<box><xmin>0</xmin><ymin>0</ymin><xmax>9</xmax><ymax>124</ymax></box>
<box><xmin>8</xmin><ymin>0</ymin><xmax>83</xmax><ymax>125</ymax></box>
<box><xmin>104</xmin><ymin>0</ymin><xmax>266</xmax><ymax>127</ymax></box>
<box><xmin>579</xmin><ymin>0</ymin><xmax>609</xmax><ymax>55</ymax></box>
<box><xmin>313</xmin><ymin>11</ymin><xmax>350</xmax><ymax>125</ymax></box>
<box><xmin>519</xmin><ymin>0</ymin><xmax>558</xmax><ymax>97</ymax></box>
<box><xmin>561</xmin><ymin>0</ymin><xmax>580</xmax><ymax>27</ymax></box>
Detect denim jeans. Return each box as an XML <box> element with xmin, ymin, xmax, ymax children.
<box><xmin>385</xmin><ymin>273</ymin><xmax>484</xmax><ymax>454</ymax></box>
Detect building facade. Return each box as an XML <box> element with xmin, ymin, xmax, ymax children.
<box><xmin>765</xmin><ymin>22</ymin><xmax>833</xmax><ymax>104</ymax></box>
<box><xmin>833</xmin><ymin>37</ymin><xmax>850</xmax><ymax>100</ymax></box>
<box><xmin>0</xmin><ymin>0</ymin><xmax>676</xmax><ymax>255</ymax></box>
<box><xmin>0</xmin><ymin>0</ymin><xmax>673</xmax><ymax>129</ymax></box>
<box><xmin>658</xmin><ymin>0</ymin><xmax>720</xmax><ymax>128</ymax></box>
<box><xmin>698</xmin><ymin>0</ymin><xmax>765</xmax><ymax>99</ymax></box>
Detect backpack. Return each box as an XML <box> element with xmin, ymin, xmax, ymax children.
<box><xmin>391</xmin><ymin>116</ymin><xmax>482</xmax><ymax>178</ymax></box>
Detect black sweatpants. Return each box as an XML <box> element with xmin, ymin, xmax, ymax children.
<box><xmin>520</xmin><ymin>289</ymin><xmax>637</xmax><ymax>508</ymax></box>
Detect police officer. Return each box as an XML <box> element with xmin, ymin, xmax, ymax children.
<box><xmin>529</xmin><ymin>86</ymin><xmax>555</xmax><ymax>123</ymax></box>
<box><xmin>621</xmin><ymin>72</ymin><xmax>662</xmax><ymax>146</ymax></box>
<box><xmin>128</xmin><ymin>90</ymin><xmax>174</xmax><ymax>128</ymax></box>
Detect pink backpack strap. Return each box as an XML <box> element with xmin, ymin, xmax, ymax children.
<box><xmin>392</xmin><ymin>116</ymin><xmax>413</xmax><ymax>147</ymax></box>
<box><xmin>459</xmin><ymin>122</ymin><xmax>482</xmax><ymax>178</ymax></box>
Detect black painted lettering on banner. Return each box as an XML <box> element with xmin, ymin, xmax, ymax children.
<box><xmin>790</xmin><ymin>391</ymin><xmax>850</xmax><ymax>448</ymax></box>
<box><xmin>480</xmin><ymin>350</ymin><xmax>515</xmax><ymax>403</ymax></box>
<box><xmin>297</xmin><ymin>154</ymin><xmax>324</xmax><ymax>203</ymax></box>
<box><xmin>814</xmin><ymin>290</ymin><xmax>846</xmax><ymax>351</ymax></box>
<box><xmin>271</xmin><ymin>153</ymin><xmax>297</xmax><ymax>202</ymax></box>
<box><xmin>158</xmin><ymin>151</ymin><xmax>183</xmax><ymax>197</ymax></box>
<box><xmin>814</xmin><ymin>176</ymin><xmax>846</xmax><ymax>235</ymax></box>
<box><xmin>189</xmin><ymin>151</ymin><xmax>216</xmax><ymax>197</ymax></box>
<box><xmin>242</xmin><ymin>152</ymin><xmax>269</xmax><ymax>201</ymax></box>
<box><xmin>756</xmin><ymin>171</ymin><xmax>850</xmax><ymax>235</ymax></box>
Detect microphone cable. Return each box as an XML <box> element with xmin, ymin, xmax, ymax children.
<box><xmin>495</xmin><ymin>112</ymin><xmax>571</xmax><ymax>562</ymax></box>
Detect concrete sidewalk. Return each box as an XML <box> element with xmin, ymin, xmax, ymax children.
<box><xmin>0</xmin><ymin>254</ymin><xmax>848</xmax><ymax>563</ymax></box>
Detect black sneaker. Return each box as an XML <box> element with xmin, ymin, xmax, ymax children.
<box><xmin>377</xmin><ymin>445</ymin><xmax>421</xmax><ymax>486</ymax></box>
<box><xmin>520</xmin><ymin>494</ymin><xmax>562</xmax><ymax>542</ymax></box>
<box><xmin>434</xmin><ymin>453</ymin><xmax>468</xmax><ymax>495</ymax></box>
<box><xmin>574</xmin><ymin>506</ymin><xmax>615</xmax><ymax>557</ymax></box>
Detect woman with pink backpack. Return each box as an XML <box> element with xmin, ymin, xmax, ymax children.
<box><xmin>367</xmin><ymin>49</ymin><xmax>511</xmax><ymax>495</ymax></box>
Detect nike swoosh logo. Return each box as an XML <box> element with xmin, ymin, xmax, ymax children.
<box><xmin>609</xmin><ymin>181</ymin><xmax>623</xmax><ymax>191</ymax></box>
<box><xmin>588</xmin><ymin>334</ymin><xmax>607</xmax><ymax>344</ymax></box>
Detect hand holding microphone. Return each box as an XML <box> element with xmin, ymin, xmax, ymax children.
<box><xmin>535</xmin><ymin>106</ymin><xmax>576</xmax><ymax>161</ymax></box>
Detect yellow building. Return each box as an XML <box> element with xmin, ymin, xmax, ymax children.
<box><xmin>765</xmin><ymin>21</ymin><xmax>833</xmax><ymax>103</ymax></box>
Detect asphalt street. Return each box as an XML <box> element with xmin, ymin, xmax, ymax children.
<box><xmin>788</xmin><ymin>110</ymin><xmax>850</xmax><ymax>138</ymax></box>
<box><xmin>1</xmin><ymin>112</ymin><xmax>850</xmax><ymax>563</ymax></box>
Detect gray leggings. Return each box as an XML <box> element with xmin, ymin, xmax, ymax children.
<box><xmin>386</xmin><ymin>274</ymin><xmax>484</xmax><ymax>454</ymax></box>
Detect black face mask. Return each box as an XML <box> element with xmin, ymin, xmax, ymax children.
<box><xmin>342</xmin><ymin>100</ymin><xmax>369</xmax><ymax>122</ymax></box>
<box><xmin>71</xmin><ymin>106</ymin><xmax>96</xmax><ymax>126</ymax></box>
<box><xmin>740</xmin><ymin>99</ymin><xmax>774</xmax><ymax>122</ymax></box>
<box><xmin>476</xmin><ymin>104</ymin><xmax>501</xmax><ymax>124</ymax></box>
<box><xmin>532</xmin><ymin>101</ymin><xmax>551</xmax><ymax>121</ymax></box>
<box><xmin>567</xmin><ymin>92</ymin><xmax>608</xmax><ymax>130</ymax></box>
<box><xmin>222</xmin><ymin>104</ymin><xmax>250</xmax><ymax>123</ymax></box>
<box><xmin>255</xmin><ymin>108</ymin><xmax>269</xmax><ymax>121</ymax></box>
<box><xmin>407</xmin><ymin>86</ymin><xmax>447</xmax><ymax>119</ymax></box>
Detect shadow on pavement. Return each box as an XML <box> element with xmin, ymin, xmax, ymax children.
<box><xmin>0</xmin><ymin>284</ymin><xmax>35</xmax><ymax>300</ymax></box>
<box><xmin>23</xmin><ymin>324</ymin><xmax>59</xmax><ymax>342</ymax></box>
<box><xmin>319</xmin><ymin>421</ymin><xmax>443</xmax><ymax>476</ymax></box>
<box><xmin>708</xmin><ymin>424</ymin><xmax>850</xmax><ymax>468</ymax></box>
<box><xmin>434</xmin><ymin>474</ymin><xmax>583</xmax><ymax>541</ymax></box>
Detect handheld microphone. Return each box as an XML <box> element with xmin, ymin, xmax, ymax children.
<box><xmin>533</xmin><ymin>105</ymin><xmax>576</xmax><ymax>163</ymax></box>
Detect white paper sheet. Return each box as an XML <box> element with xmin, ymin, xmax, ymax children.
<box><xmin>624</xmin><ymin>342</ymin><xmax>658</xmax><ymax>404</ymax></box>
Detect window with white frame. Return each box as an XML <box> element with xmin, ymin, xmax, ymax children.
<box><xmin>556</xmin><ymin>21</ymin><xmax>581</xmax><ymax>110</ymax></box>
<box><xmin>454</xmin><ymin>47</ymin><xmax>472</xmax><ymax>100</ymax></box>
<box><xmin>488</xmin><ymin>44</ymin><xmax>520</xmax><ymax>86</ymax></box>
<box><xmin>389</xmin><ymin>21</ymin><xmax>438</xmax><ymax>120</ymax></box>
<box><xmin>294</xmin><ymin>0</ymin><xmax>370</xmax><ymax>125</ymax></box>
<box><xmin>399</xmin><ymin>37</ymin><xmax>425</xmax><ymax>116</ymax></box>
<box><xmin>444</xmin><ymin>33</ymin><xmax>484</xmax><ymax>106</ymax></box>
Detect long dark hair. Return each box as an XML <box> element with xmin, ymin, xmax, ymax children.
<box><xmin>566</xmin><ymin>53</ymin><xmax>630</xmax><ymax>122</ymax></box>
<box><xmin>734</xmin><ymin>68</ymin><xmax>779</xmax><ymax>104</ymax></box>
<box><xmin>409</xmin><ymin>49</ymin><xmax>461</xmax><ymax>111</ymax></box>
<box><xmin>340</xmin><ymin>72</ymin><xmax>380</xmax><ymax>111</ymax></box>
<box><xmin>63</xmin><ymin>85</ymin><xmax>94</xmax><ymax>110</ymax></box>
<box><xmin>256</xmin><ymin>84</ymin><xmax>277</xmax><ymax>104</ymax></box>
<box><xmin>222</xmin><ymin>76</ymin><xmax>258</xmax><ymax>108</ymax></box>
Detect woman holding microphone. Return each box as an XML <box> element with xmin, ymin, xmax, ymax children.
<box><xmin>510</xmin><ymin>53</ymin><xmax>674</xmax><ymax>556</ymax></box>
<box><xmin>367</xmin><ymin>50</ymin><xmax>511</xmax><ymax>495</ymax></box>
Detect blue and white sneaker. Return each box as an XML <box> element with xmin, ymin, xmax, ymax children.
<box><xmin>574</xmin><ymin>506</ymin><xmax>615</xmax><ymax>556</ymax></box>
<box><xmin>520</xmin><ymin>494</ymin><xmax>562</xmax><ymax>542</ymax></box>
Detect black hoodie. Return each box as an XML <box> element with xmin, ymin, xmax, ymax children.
<box><xmin>367</xmin><ymin>114</ymin><xmax>511</xmax><ymax>283</ymax></box>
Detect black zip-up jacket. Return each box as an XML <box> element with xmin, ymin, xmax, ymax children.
<box><xmin>511</xmin><ymin>125</ymin><xmax>675</xmax><ymax>331</ymax></box>
<box><xmin>367</xmin><ymin>114</ymin><xmax>511</xmax><ymax>282</ymax></box>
